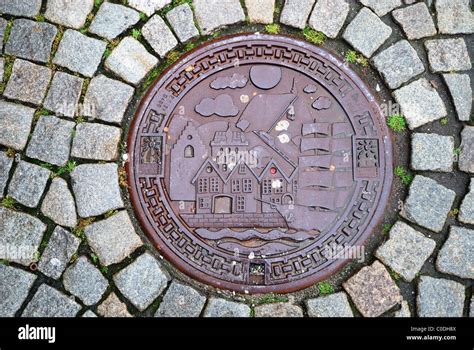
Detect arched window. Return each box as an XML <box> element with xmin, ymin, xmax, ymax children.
<box><xmin>184</xmin><ymin>145</ymin><xmax>194</xmax><ymax>158</ymax></box>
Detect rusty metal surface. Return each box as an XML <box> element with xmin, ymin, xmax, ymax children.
<box><xmin>127</xmin><ymin>34</ymin><xmax>393</xmax><ymax>294</ymax></box>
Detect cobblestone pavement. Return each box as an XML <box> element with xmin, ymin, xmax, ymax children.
<box><xmin>0</xmin><ymin>0</ymin><xmax>472</xmax><ymax>318</ymax></box>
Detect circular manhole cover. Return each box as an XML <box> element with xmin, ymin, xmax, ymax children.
<box><xmin>127</xmin><ymin>34</ymin><xmax>392</xmax><ymax>294</ymax></box>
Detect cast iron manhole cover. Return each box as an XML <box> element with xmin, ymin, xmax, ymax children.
<box><xmin>127</xmin><ymin>34</ymin><xmax>392</xmax><ymax>294</ymax></box>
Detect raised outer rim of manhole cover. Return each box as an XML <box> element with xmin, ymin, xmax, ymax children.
<box><xmin>127</xmin><ymin>33</ymin><xmax>393</xmax><ymax>294</ymax></box>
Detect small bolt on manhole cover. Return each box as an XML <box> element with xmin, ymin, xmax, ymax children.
<box><xmin>127</xmin><ymin>34</ymin><xmax>393</xmax><ymax>294</ymax></box>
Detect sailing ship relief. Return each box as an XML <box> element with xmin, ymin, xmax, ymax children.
<box><xmin>164</xmin><ymin>64</ymin><xmax>355</xmax><ymax>257</ymax></box>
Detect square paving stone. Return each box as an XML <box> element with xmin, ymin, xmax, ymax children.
<box><xmin>308</xmin><ymin>0</ymin><xmax>350</xmax><ymax>38</ymax></box>
<box><xmin>410</xmin><ymin>133</ymin><xmax>454</xmax><ymax>172</ymax></box>
<box><xmin>280</xmin><ymin>0</ymin><xmax>315</xmax><ymax>29</ymax></box>
<box><xmin>417</xmin><ymin>276</ymin><xmax>465</xmax><ymax>317</ymax></box>
<box><xmin>63</xmin><ymin>256</ymin><xmax>109</xmax><ymax>306</ymax></box>
<box><xmin>128</xmin><ymin>0</ymin><xmax>171</xmax><ymax>17</ymax></box>
<box><xmin>0</xmin><ymin>0</ymin><xmax>41</xmax><ymax>18</ymax></box>
<box><xmin>342</xmin><ymin>7</ymin><xmax>392</xmax><ymax>58</ymax></box>
<box><xmin>40</xmin><ymin>177</ymin><xmax>78</xmax><ymax>228</ymax></box>
<box><xmin>372</xmin><ymin>40</ymin><xmax>424</xmax><ymax>89</ymax></box>
<box><xmin>8</xmin><ymin>161</ymin><xmax>51</xmax><ymax>208</ymax></box>
<box><xmin>82</xmin><ymin>310</ymin><xmax>97</xmax><ymax>317</ymax></box>
<box><xmin>459</xmin><ymin>126</ymin><xmax>474</xmax><ymax>174</ymax></box>
<box><xmin>84</xmin><ymin>210</ymin><xmax>142</xmax><ymax>266</ymax></box>
<box><xmin>43</xmin><ymin>72</ymin><xmax>84</xmax><ymax>118</ymax></box>
<box><xmin>22</xmin><ymin>284</ymin><xmax>81</xmax><ymax>317</ymax></box>
<box><xmin>392</xmin><ymin>78</ymin><xmax>447</xmax><ymax>129</ymax></box>
<box><xmin>70</xmin><ymin>163</ymin><xmax>124</xmax><ymax>218</ymax></box>
<box><xmin>425</xmin><ymin>38</ymin><xmax>471</xmax><ymax>73</ymax></box>
<box><xmin>0</xmin><ymin>18</ymin><xmax>6</xmax><ymax>51</ymax></box>
<box><xmin>71</xmin><ymin>122</ymin><xmax>121</xmax><ymax>161</ymax></box>
<box><xmin>4</xmin><ymin>59</ymin><xmax>52</xmax><ymax>106</ymax></box>
<box><xmin>435</xmin><ymin>0</ymin><xmax>474</xmax><ymax>35</ymax></box>
<box><xmin>0</xmin><ymin>101</ymin><xmax>34</xmax><ymax>151</ymax></box>
<box><xmin>254</xmin><ymin>303</ymin><xmax>304</xmax><ymax>317</ymax></box>
<box><xmin>142</xmin><ymin>15</ymin><xmax>178</xmax><ymax>58</ymax></box>
<box><xmin>53</xmin><ymin>30</ymin><xmax>106</xmax><ymax>78</ymax></box>
<box><xmin>436</xmin><ymin>226</ymin><xmax>474</xmax><ymax>279</ymax></box>
<box><xmin>38</xmin><ymin>226</ymin><xmax>80</xmax><ymax>280</ymax></box>
<box><xmin>166</xmin><ymin>4</ymin><xmax>200</xmax><ymax>42</ymax></box>
<box><xmin>203</xmin><ymin>297</ymin><xmax>250</xmax><ymax>317</ymax></box>
<box><xmin>97</xmin><ymin>293</ymin><xmax>132</xmax><ymax>317</ymax></box>
<box><xmin>5</xmin><ymin>19</ymin><xmax>57</xmax><ymax>64</ymax></box>
<box><xmin>193</xmin><ymin>0</ymin><xmax>245</xmax><ymax>34</ymax></box>
<box><xmin>343</xmin><ymin>260</ymin><xmax>402</xmax><ymax>317</ymax></box>
<box><xmin>244</xmin><ymin>0</ymin><xmax>275</xmax><ymax>24</ymax></box>
<box><xmin>0</xmin><ymin>151</ymin><xmax>13</xmax><ymax>198</ymax></box>
<box><xmin>89</xmin><ymin>2</ymin><xmax>140</xmax><ymax>41</ymax></box>
<box><xmin>443</xmin><ymin>74</ymin><xmax>471</xmax><ymax>122</ymax></box>
<box><xmin>394</xmin><ymin>300</ymin><xmax>411</xmax><ymax>317</ymax></box>
<box><xmin>375</xmin><ymin>221</ymin><xmax>436</xmax><ymax>282</ymax></box>
<box><xmin>45</xmin><ymin>0</ymin><xmax>94</xmax><ymax>29</ymax></box>
<box><xmin>306</xmin><ymin>292</ymin><xmax>354</xmax><ymax>317</ymax></box>
<box><xmin>459</xmin><ymin>179</ymin><xmax>474</xmax><ymax>225</ymax></box>
<box><xmin>392</xmin><ymin>3</ymin><xmax>437</xmax><ymax>40</ymax></box>
<box><xmin>359</xmin><ymin>0</ymin><xmax>402</xmax><ymax>17</ymax></box>
<box><xmin>155</xmin><ymin>281</ymin><xmax>206</xmax><ymax>317</ymax></box>
<box><xmin>114</xmin><ymin>253</ymin><xmax>170</xmax><ymax>311</ymax></box>
<box><xmin>401</xmin><ymin>175</ymin><xmax>456</xmax><ymax>233</ymax></box>
<box><xmin>26</xmin><ymin>115</ymin><xmax>75</xmax><ymax>167</ymax></box>
<box><xmin>105</xmin><ymin>37</ymin><xmax>158</xmax><ymax>85</ymax></box>
<box><xmin>83</xmin><ymin>74</ymin><xmax>134</xmax><ymax>124</ymax></box>
<box><xmin>0</xmin><ymin>265</ymin><xmax>37</xmax><ymax>317</ymax></box>
<box><xmin>0</xmin><ymin>207</ymin><xmax>46</xmax><ymax>266</ymax></box>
